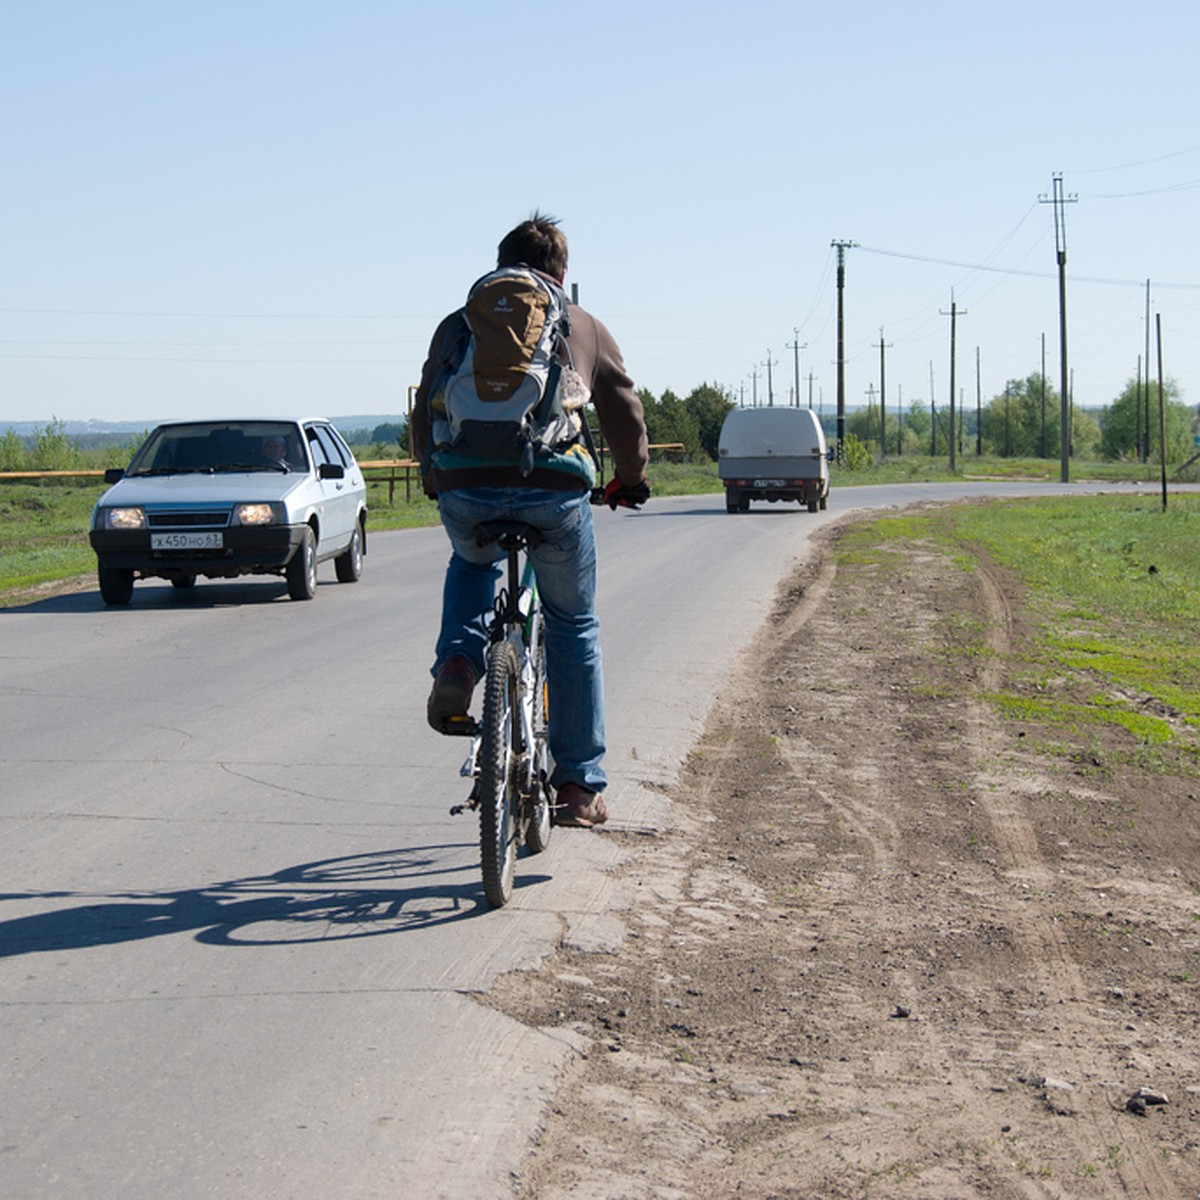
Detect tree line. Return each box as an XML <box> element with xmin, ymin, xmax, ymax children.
<box><xmin>4</xmin><ymin>376</ymin><xmax>1193</xmax><ymax>474</ymax></box>
<box><xmin>844</xmin><ymin>374</ymin><xmax>1194</xmax><ymax>463</ymax></box>
<box><xmin>0</xmin><ymin>421</ymin><xmax>132</xmax><ymax>471</ymax></box>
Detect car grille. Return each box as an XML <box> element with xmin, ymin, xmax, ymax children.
<box><xmin>147</xmin><ymin>511</ymin><xmax>230</xmax><ymax>528</ymax></box>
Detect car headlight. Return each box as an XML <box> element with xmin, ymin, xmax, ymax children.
<box><xmin>233</xmin><ymin>502</ymin><xmax>282</xmax><ymax>526</ymax></box>
<box><xmin>102</xmin><ymin>506</ymin><xmax>147</xmax><ymax>530</ymax></box>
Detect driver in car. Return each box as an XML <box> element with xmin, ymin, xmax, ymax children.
<box><xmin>261</xmin><ymin>436</ymin><xmax>289</xmax><ymax>468</ymax></box>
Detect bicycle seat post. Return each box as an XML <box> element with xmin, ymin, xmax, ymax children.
<box><xmin>475</xmin><ymin>521</ymin><xmax>542</xmax><ymax>628</ymax></box>
<box><xmin>502</xmin><ymin>535</ymin><xmax>522</xmax><ymax>621</ymax></box>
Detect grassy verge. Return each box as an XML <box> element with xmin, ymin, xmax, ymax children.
<box><xmin>0</xmin><ymin>480</ymin><xmax>103</xmax><ymax>595</ymax></box>
<box><xmin>0</xmin><ymin>461</ymin><xmax>726</xmax><ymax>601</ymax></box>
<box><xmin>0</xmin><ymin>455</ymin><xmax>1189</xmax><ymax>603</ymax></box>
<box><xmin>838</xmin><ymin>493</ymin><xmax>1200</xmax><ymax>774</ymax></box>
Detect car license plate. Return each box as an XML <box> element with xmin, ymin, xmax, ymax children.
<box><xmin>151</xmin><ymin>531</ymin><xmax>223</xmax><ymax>551</ymax></box>
<box><xmin>753</xmin><ymin>478</ymin><xmax>787</xmax><ymax>487</ymax></box>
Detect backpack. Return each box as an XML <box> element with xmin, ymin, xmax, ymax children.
<box><xmin>429</xmin><ymin>266</ymin><xmax>585</xmax><ymax>476</ymax></box>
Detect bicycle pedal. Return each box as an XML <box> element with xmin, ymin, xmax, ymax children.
<box><xmin>450</xmin><ymin>790</ymin><xmax>479</xmax><ymax>815</ymax></box>
<box><xmin>439</xmin><ymin>715</ymin><xmax>478</xmax><ymax>737</ymax></box>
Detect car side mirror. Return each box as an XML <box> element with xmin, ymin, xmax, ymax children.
<box><xmin>104</xmin><ymin>468</ymin><xmax>125</xmax><ymax>483</ymax></box>
<box><xmin>318</xmin><ymin>462</ymin><xmax>345</xmax><ymax>480</ymax></box>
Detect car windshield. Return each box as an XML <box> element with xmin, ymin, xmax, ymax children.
<box><xmin>127</xmin><ymin>423</ymin><xmax>307</xmax><ymax>475</ymax></box>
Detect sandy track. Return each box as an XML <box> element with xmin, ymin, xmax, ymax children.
<box><xmin>489</xmin><ymin>508</ymin><xmax>1200</xmax><ymax>1198</ymax></box>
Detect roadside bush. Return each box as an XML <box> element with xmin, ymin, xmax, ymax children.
<box><xmin>31</xmin><ymin>421</ymin><xmax>84</xmax><ymax>471</ymax></box>
<box><xmin>0</xmin><ymin>430</ymin><xmax>26</xmax><ymax>471</ymax></box>
<box><xmin>841</xmin><ymin>433</ymin><xmax>873</xmax><ymax>471</ymax></box>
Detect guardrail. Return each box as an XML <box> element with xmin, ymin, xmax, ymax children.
<box><xmin>356</xmin><ymin>459</ymin><xmax>421</xmax><ymax>503</ymax></box>
<box><xmin>0</xmin><ymin>469</ymin><xmax>107</xmax><ymax>480</ymax></box>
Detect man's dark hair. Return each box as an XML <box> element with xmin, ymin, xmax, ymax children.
<box><xmin>497</xmin><ymin>211</ymin><xmax>568</xmax><ymax>281</ymax></box>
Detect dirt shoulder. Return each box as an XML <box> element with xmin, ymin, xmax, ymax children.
<box><xmin>489</xmin><ymin>505</ymin><xmax>1200</xmax><ymax>1199</ymax></box>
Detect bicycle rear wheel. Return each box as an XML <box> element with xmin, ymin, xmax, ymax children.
<box><xmin>524</xmin><ymin>618</ymin><xmax>552</xmax><ymax>855</ymax></box>
<box><xmin>478</xmin><ymin>640</ymin><xmax>520</xmax><ymax>907</ymax></box>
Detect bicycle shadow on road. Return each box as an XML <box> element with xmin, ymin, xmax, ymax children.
<box><xmin>0</xmin><ymin>844</ymin><xmax>547</xmax><ymax>957</ymax></box>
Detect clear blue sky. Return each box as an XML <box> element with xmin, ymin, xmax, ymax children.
<box><xmin>3</xmin><ymin>0</ymin><xmax>1198</xmax><ymax>426</ymax></box>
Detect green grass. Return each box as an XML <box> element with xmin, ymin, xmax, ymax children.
<box><xmin>0</xmin><ymin>458</ymin><xmax>727</xmax><ymax>599</ymax></box>
<box><xmin>838</xmin><ymin>493</ymin><xmax>1200</xmax><ymax>771</ymax></box>
<box><xmin>955</xmin><ymin>494</ymin><xmax>1200</xmax><ymax>766</ymax></box>
<box><xmin>0</xmin><ymin>479</ymin><xmax>105</xmax><ymax>593</ymax></box>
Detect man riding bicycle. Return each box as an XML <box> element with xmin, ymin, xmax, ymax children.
<box><xmin>412</xmin><ymin>212</ymin><xmax>650</xmax><ymax>828</ymax></box>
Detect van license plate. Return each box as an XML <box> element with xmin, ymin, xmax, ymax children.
<box><xmin>151</xmin><ymin>532</ymin><xmax>223</xmax><ymax>550</ymax></box>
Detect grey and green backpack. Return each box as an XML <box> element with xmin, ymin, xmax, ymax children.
<box><xmin>428</xmin><ymin>266</ymin><xmax>585</xmax><ymax>476</ymax></box>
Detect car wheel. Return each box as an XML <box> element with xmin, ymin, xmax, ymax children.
<box><xmin>286</xmin><ymin>527</ymin><xmax>317</xmax><ymax>601</ymax></box>
<box><xmin>98</xmin><ymin>564</ymin><xmax>134</xmax><ymax>606</ymax></box>
<box><xmin>334</xmin><ymin>521</ymin><xmax>363</xmax><ymax>583</ymax></box>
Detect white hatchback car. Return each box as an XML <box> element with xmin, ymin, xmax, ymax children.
<box><xmin>90</xmin><ymin>417</ymin><xmax>368</xmax><ymax>604</ymax></box>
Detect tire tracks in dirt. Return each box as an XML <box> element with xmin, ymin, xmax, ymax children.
<box><xmin>489</xmin><ymin>508</ymin><xmax>1198</xmax><ymax>1198</ymax></box>
<box><xmin>964</xmin><ymin>555</ymin><xmax>1179</xmax><ymax>1198</ymax></box>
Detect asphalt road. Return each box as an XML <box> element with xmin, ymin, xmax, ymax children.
<box><xmin>0</xmin><ymin>481</ymin><xmax>1123</xmax><ymax>1197</ymax></box>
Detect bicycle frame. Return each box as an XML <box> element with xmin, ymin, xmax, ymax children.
<box><xmin>459</xmin><ymin>533</ymin><xmax>545</xmax><ymax>799</ymax></box>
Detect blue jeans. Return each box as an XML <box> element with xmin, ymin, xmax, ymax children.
<box><xmin>434</xmin><ymin>488</ymin><xmax>606</xmax><ymax>793</ymax></box>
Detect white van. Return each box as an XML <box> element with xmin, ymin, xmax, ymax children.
<box><xmin>717</xmin><ymin>406</ymin><xmax>830</xmax><ymax>513</ymax></box>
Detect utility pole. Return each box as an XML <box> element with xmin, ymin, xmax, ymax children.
<box><xmin>1143</xmin><ymin>280</ymin><xmax>1152</xmax><ymax>461</ymax></box>
<box><xmin>832</xmin><ymin>239</ymin><xmax>857</xmax><ymax>461</ymax></box>
<box><xmin>765</xmin><ymin>350</ymin><xmax>777</xmax><ymax>406</ymax></box>
<box><xmin>939</xmin><ymin>292</ymin><xmax>966</xmax><ymax>471</ymax></box>
<box><xmin>807</xmin><ymin>369</ymin><xmax>815</xmax><ymax>411</ymax></box>
<box><xmin>786</xmin><ymin>331</ymin><xmax>806</xmax><ymax>409</ymax></box>
<box><xmin>874</xmin><ymin>328</ymin><xmax>892</xmax><ymax>459</ymax></box>
<box><xmin>1156</xmin><ymin>312</ymin><xmax>1168</xmax><ymax>510</ymax></box>
<box><xmin>1039</xmin><ymin>173</ymin><xmax>1077</xmax><ymax>482</ymax></box>
<box><xmin>896</xmin><ymin>383</ymin><xmax>903</xmax><ymax>455</ymax></box>
<box><xmin>751</xmin><ymin>364</ymin><xmax>759</xmax><ymax>407</ymax></box>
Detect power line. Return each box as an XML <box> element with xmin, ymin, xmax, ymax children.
<box><xmin>1066</xmin><ymin>144</ymin><xmax>1200</xmax><ymax>174</ymax></box>
<box><xmin>0</xmin><ymin>306</ymin><xmax>415</xmax><ymax>319</ymax></box>
<box><xmin>1085</xmin><ymin>179</ymin><xmax>1200</xmax><ymax>199</ymax></box>
<box><xmin>856</xmin><ymin>245</ymin><xmax>1200</xmax><ymax>290</ymax></box>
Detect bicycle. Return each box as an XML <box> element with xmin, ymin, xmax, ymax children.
<box><xmin>448</xmin><ymin>520</ymin><xmax>553</xmax><ymax>908</ymax></box>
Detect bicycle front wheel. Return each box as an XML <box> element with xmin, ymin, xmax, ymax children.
<box><xmin>478</xmin><ymin>640</ymin><xmax>520</xmax><ymax>907</ymax></box>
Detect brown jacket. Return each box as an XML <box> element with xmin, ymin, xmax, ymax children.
<box><xmin>411</xmin><ymin>299</ymin><xmax>649</xmax><ymax>494</ymax></box>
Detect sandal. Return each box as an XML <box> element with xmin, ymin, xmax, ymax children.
<box><xmin>553</xmin><ymin>783</ymin><xmax>609</xmax><ymax>828</ymax></box>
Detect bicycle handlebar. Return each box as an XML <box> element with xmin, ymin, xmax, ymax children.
<box><xmin>591</xmin><ymin>478</ymin><xmax>651</xmax><ymax>510</ymax></box>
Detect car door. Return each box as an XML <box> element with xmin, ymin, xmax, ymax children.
<box><xmin>304</xmin><ymin>423</ymin><xmax>354</xmax><ymax>550</ymax></box>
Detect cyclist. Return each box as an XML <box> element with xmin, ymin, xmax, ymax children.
<box><xmin>412</xmin><ymin>212</ymin><xmax>650</xmax><ymax>828</ymax></box>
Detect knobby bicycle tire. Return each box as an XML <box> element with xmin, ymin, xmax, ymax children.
<box><xmin>478</xmin><ymin>640</ymin><xmax>520</xmax><ymax>907</ymax></box>
<box><xmin>524</xmin><ymin>616</ymin><xmax>552</xmax><ymax>855</ymax></box>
